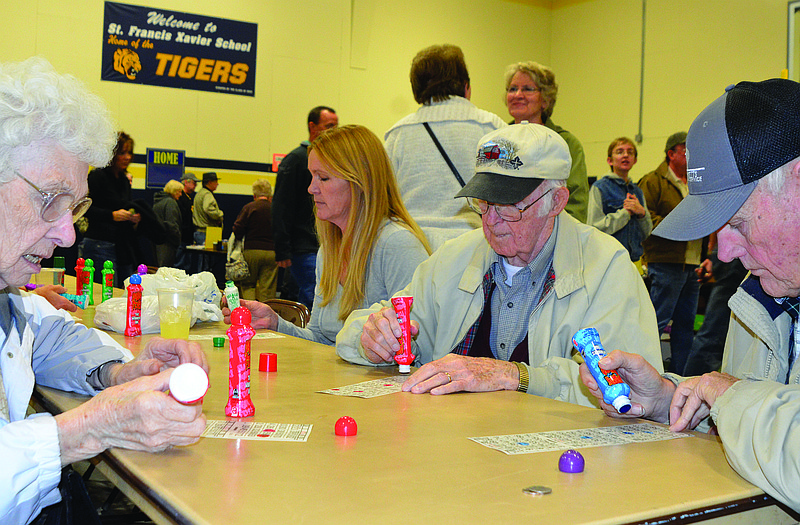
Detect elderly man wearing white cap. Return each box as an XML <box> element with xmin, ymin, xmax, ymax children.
<box><xmin>336</xmin><ymin>124</ymin><xmax>663</xmax><ymax>407</ymax></box>
<box><xmin>578</xmin><ymin>79</ymin><xmax>800</xmax><ymax>512</ymax></box>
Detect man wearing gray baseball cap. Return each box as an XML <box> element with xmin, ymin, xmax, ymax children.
<box><xmin>579</xmin><ymin>79</ymin><xmax>800</xmax><ymax>512</ymax></box>
<box><xmin>337</xmin><ymin>124</ymin><xmax>662</xmax><ymax>407</ymax></box>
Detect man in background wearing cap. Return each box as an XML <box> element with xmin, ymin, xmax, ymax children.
<box><xmin>638</xmin><ymin>132</ymin><xmax>709</xmax><ymax>374</ymax></box>
<box><xmin>336</xmin><ymin>124</ymin><xmax>662</xmax><ymax>406</ymax></box>
<box><xmin>193</xmin><ymin>172</ymin><xmax>224</xmax><ymax>272</ymax></box>
<box><xmin>579</xmin><ymin>79</ymin><xmax>800</xmax><ymax>511</ymax></box>
<box><xmin>175</xmin><ymin>172</ymin><xmax>198</xmax><ymax>271</ymax></box>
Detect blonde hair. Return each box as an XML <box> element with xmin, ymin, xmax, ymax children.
<box><xmin>164</xmin><ymin>179</ymin><xmax>183</xmax><ymax>196</ymax></box>
<box><xmin>309</xmin><ymin>125</ymin><xmax>431</xmax><ymax>320</ymax></box>
<box><xmin>252</xmin><ymin>178</ymin><xmax>272</xmax><ymax>198</ymax></box>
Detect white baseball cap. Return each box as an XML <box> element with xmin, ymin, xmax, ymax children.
<box><xmin>455</xmin><ymin>123</ymin><xmax>571</xmax><ymax>204</ymax></box>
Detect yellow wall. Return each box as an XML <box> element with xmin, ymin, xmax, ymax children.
<box><xmin>0</xmin><ymin>0</ymin><xmax>792</xmax><ymax>191</ymax></box>
<box><xmin>550</xmin><ymin>0</ymin><xmax>789</xmax><ymax>181</ymax></box>
<box><xmin>0</xmin><ymin>0</ymin><xmax>549</xmax><ymax>194</ymax></box>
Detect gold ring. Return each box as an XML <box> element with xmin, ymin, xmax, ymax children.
<box><xmin>443</xmin><ymin>371</ymin><xmax>452</xmax><ymax>383</ymax></box>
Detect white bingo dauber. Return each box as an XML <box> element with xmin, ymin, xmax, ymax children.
<box><xmin>169</xmin><ymin>363</ymin><xmax>209</xmax><ymax>404</ymax></box>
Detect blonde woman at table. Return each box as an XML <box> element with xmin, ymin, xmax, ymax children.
<box><xmin>224</xmin><ymin>125</ymin><xmax>431</xmax><ymax>345</ymax></box>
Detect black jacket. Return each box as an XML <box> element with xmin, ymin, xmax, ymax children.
<box><xmin>271</xmin><ymin>143</ymin><xmax>319</xmax><ymax>261</ymax></box>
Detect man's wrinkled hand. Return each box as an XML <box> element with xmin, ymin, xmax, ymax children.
<box><xmin>669</xmin><ymin>372</ymin><xmax>739</xmax><ymax>432</ymax></box>
<box><xmin>360</xmin><ymin>307</ymin><xmax>418</xmax><ymax>364</ymax></box>
<box><xmin>402</xmin><ymin>354</ymin><xmax>518</xmax><ymax>395</ymax></box>
<box><xmin>579</xmin><ymin>350</ymin><xmax>674</xmax><ymax>423</ymax></box>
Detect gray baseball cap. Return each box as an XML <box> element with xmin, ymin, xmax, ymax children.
<box><xmin>180</xmin><ymin>172</ymin><xmax>199</xmax><ymax>182</ymax></box>
<box><xmin>653</xmin><ymin>79</ymin><xmax>800</xmax><ymax>241</ymax></box>
<box><xmin>455</xmin><ymin>123</ymin><xmax>571</xmax><ymax>205</ymax></box>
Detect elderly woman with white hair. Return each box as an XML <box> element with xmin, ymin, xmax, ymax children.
<box><xmin>0</xmin><ymin>57</ymin><xmax>208</xmax><ymax>524</ymax></box>
<box><xmin>504</xmin><ymin>61</ymin><xmax>589</xmax><ymax>223</ymax></box>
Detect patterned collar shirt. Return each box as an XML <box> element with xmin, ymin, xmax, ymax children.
<box><xmin>488</xmin><ymin>221</ymin><xmax>558</xmax><ymax>361</ymax></box>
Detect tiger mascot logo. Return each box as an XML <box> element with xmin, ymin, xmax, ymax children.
<box><xmin>113</xmin><ymin>48</ymin><xmax>141</xmax><ymax>80</ymax></box>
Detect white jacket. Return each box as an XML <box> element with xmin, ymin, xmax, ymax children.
<box><xmin>384</xmin><ymin>96</ymin><xmax>506</xmax><ymax>250</ymax></box>
<box><xmin>0</xmin><ymin>288</ymin><xmax>131</xmax><ymax>524</ymax></box>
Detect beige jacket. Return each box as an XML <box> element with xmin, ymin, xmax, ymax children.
<box><xmin>337</xmin><ymin>213</ymin><xmax>663</xmax><ymax>407</ymax></box>
<box><xmin>192</xmin><ymin>186</ymin><xmax>223</xmax><ymax>230</ymax></box>
<box><xmin>710</xmin><ymin>276</ymin><xmax>800</xmax><ymax>511</ymax></box>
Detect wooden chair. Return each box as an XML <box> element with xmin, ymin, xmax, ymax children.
<box><xmin>265</xmin><ymin>299</ymin><xmax>311</xmax><ymax>328</ymax></box>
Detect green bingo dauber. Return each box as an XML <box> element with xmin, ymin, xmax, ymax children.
<box><xmin>101</xmin><ymin>260</ymin><xmax>114</xmax><ymax>302</ymax></box>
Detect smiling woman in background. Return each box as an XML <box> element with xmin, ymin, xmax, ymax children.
<box><xmin>225</xmin><ymin>125</ymin><xmax>431</xmax><ymax>345</ymax></box>
<box><xmin>505</xmin><ymin>61</ymin><xmax>589</xmax><ymax>223</ymax></box>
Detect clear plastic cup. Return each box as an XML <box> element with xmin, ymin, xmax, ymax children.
<box><xmin>157</xmin><ymin>288</ymin><xmax>193</xmax><ymax>339</ymax></box>
<box><xmin>35</xmin><ymin>268</ymin><xmax>65</xmax><ymax>286</ymax></box>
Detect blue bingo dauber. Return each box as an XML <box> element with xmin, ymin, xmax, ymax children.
<box><xmin>60</xmin><ymin>293</ymin><xmax>89</xmax><ymax>309</ymax></box>
<box><xmin>573</xmin><ymin>328</ymin><xmax>632</xmax><ymax>413</ymax></box>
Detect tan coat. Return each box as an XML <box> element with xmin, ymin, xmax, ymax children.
<box><xmin>336</xmin><ymin>213</ymin><xmax>663</xmax><ymax>408</ymax></box>
<box><xmin>710</xmin><ymin>277</ymin><xmax>800</xmax><ymax>511</ymax></box>
<box><xmin>638</xmin><ymin>160</ymin><xmax>690</xmax><ymax>264</ymax></box>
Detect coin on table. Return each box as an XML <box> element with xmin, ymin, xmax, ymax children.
<box><xmin>522</xmin><ymin>485</ymin><xmax>552</xmax><ymax>496</ymax></box>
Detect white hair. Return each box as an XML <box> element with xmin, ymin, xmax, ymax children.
<box><xmin>164</xmin><ymin>179</ymin><xmax>183</xmax><ymax>196</ymax></box>
<box><xmin>252</xmin><ymin>178</ymin><xmax>273</xmax><ymax>198</ymax></box>
<box><xmin>756</xmin><ymin>156</ymin><xmax>800</xmax><ymax>196</ymax></box>
<box><xmin>536</xmin><ymin>178</ymin><xmax>566</xmax><ymax>217</ymax></box>
<box><xmin>0</xmin><ymin>57</ymin><xmax>116</xmax><ymax>182</ymax></box>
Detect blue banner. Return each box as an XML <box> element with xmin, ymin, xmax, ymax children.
<box><xmin>102</xmin><ymin>2</ymin><xmax>257</xmax><ymax>96</ymax></box>
<box><xmin>147</xmin><ymin>148</ymin><xmax>185</xmax><ymax>189</ymax></box>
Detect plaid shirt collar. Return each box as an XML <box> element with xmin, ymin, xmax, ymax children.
<box><xmin>777</xmin><ymin>296</ymin><xmax>800</xmax><ymax>321</ymax></box>
<box><xmin>451</xmin><ymin>263</ymin><xmax>555</xmax><ymax>356</ymax></box>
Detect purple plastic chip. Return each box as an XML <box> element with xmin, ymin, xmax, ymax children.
<box><xmin>558</xmin><ymin>449</ymin><xmax>585</xmax><ymax>473</ymax></box>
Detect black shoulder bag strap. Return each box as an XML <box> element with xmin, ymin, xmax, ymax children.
<box><xmin>423</xmin><ymin>122</ymin><xmax>466</xmax><ymax>187</ymax></box>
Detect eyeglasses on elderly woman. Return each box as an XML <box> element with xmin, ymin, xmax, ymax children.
<box><xmin>15</xmin><ymin>171</ymin><xmax>92</xmax><ymax>223</ymax></box>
